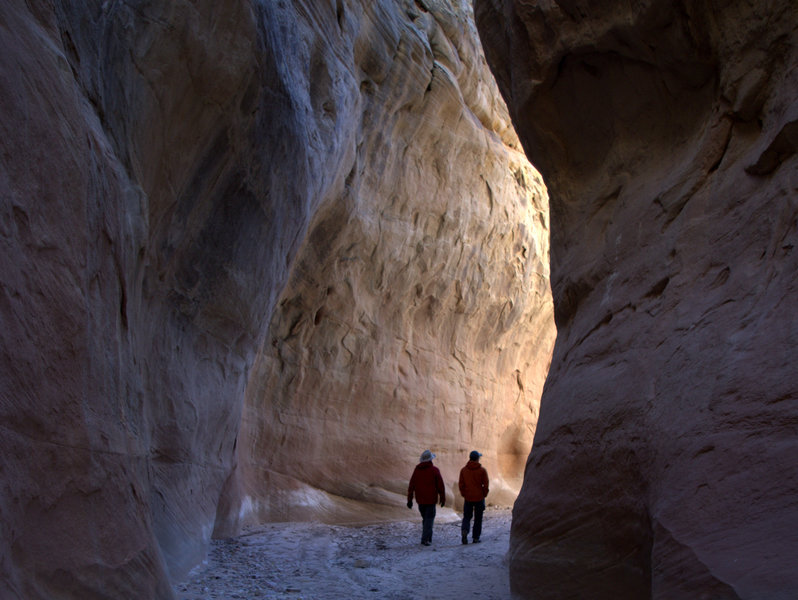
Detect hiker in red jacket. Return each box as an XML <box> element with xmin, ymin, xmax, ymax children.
<box><xmin>459</xmin><ymin>450</ymin><xmax>489</xmax><ymax>544</ymax></box>
<box><xmin>407</xmin><ymin>449</ymin><xmax>446</xmax><ymax>546</ymax></box>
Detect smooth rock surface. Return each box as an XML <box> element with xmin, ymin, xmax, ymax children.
<box><xmin>475</xmin><ymin>0</ymin><xmax>798</xmax><ymax>598</ymax></box>
<box><xmin>0</xmin><ymin>0</ymin><xmax>553</xmax><ymax>597</ymax></box>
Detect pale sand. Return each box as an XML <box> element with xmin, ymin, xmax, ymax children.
<box><xmin>174</xmin><ymin>508</ymin><xmax>512</xmax><ymax>599</ymax></box>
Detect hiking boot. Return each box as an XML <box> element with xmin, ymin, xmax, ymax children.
<box><xmin>472</xmin><ymin>538</ymin><xmax>480</xmax><ymax>543</ymax></box>
<box><xmin>421</xmin><ymin>541</ymin><xmax>431</xmax><ymax>546</ymax></box>
<box><xmin>461</xmin><ymin>534</ymin><xmax>468</xmax><ymax>545</ymax></box>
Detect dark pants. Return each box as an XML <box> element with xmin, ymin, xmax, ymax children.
<box><xmin>418</xmin><ymin>504</ymin><xmax>436</xmax><ymax>543</ymax></box>
<box><xmin>462</xmin><ymin>499</ymin><xmax>485</xmax><ymax>540</ymax></box>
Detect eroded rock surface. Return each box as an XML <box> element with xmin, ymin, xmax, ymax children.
<box><xmin>0</xmin><ymin>0</ymin><xmax>553</xmax><ymax>597</ymax></box>
<box><xmin>475</xmin><ymin>0</ymin><xmax>798</xmax><ymax>598</ymax></box>
<box><xmin>225</xmin><ymin>0</ymin><xmax>554</xmax><ymax>531</ymax></box>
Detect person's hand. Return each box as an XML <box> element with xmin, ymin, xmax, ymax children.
<box><xmin>440</xmin><ymin>499</ymin><xmax>445</xmax><ymax>507</ymax></box>
<box><xmin>407</xmin><ymin>500</ymin><xmax>413</xmax><ymax>509</ymax></box>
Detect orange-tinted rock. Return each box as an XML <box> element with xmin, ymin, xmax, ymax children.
<box><xmin>221</xmin><ymin>0</ymin><xmax>554</xmax><ymax>532</ymax></box>
<box><xmin>1</xmin><ymin>0</ymin><xmax>553</xmax><ymax>596</ymax></box>
<box><xmin>475</xmin><ymin>0</ymin><xmax>798</xmax><ymax>598</ymax></box>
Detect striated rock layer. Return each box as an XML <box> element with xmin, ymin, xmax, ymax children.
<box><xmin>475</xmin><ymin>0</ymin><xmax>798</xmax><ymax>598</ymax></box>
<box><xmin>223</xmin><ymin>0</ymin><xmax>554</xmax><ymax>531</ymax></box>
<box><xmin>0</xmin><ymin>0</ymin><xmax>553</xmax><ymax>597</ymax></box>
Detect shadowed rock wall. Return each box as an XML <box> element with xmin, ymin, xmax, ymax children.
<box><xmin>475</xmin><ymin>0</ymin><xmax>798</xmax><ymax>598</ymax></box>
<box><xmin>0</xmin><ymin>0</ymin><xmax>553</xmax><ymax>597</ymax></box>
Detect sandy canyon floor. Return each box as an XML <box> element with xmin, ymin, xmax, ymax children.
<box><xmin>174</xmin><ymin>508</ymin><xmax>512</xmax><ymax>600</ymax></box>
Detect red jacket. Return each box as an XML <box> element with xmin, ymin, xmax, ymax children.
<box><xmin>408</xmin><ymin>461</ymin><xmax>445</xmax><ymax>505</ymax></box>
<box><xmin>459</xmin><ymin>461</ymin><xmax>489</xmax><ymax>502</ymax></box>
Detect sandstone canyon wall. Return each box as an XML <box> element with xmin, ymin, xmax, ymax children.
<box><xmin>475</xmin><ymin>0</ymin><xmax>798</xmax><ymax>598</ymax></box>
<box><xmin>0</xmin><ymin>0</ymin><xmax>553</xmax><ymax>597</ymax></box>
<box><xmin>225</xmin><ymin>0</ymin><xmax>555</xmax><ymax>530</ymax></box>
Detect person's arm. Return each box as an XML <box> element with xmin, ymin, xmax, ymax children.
<box><xmin>407</xmin><ymin>471</ymin><xmax>415</xmax><ymax>508</ymax></box>
<box><xmin>437</xmin><ymin>470</ymin><xmax>446</xmax><ymax>507</ymax></box>
<box><xmin>482</xmin><ymin>468</ymin><xmax>489</xmax><ymax>497</ymax></box>
<box><xmin>458</xmin><ymin>468</ymin><xmax>466</xmax><ymax>497</ymax></box>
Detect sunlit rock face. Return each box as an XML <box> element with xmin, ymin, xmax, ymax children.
<box><xmin>0</xmin><ymin>0</ymin><xmax>552</xmax><ymax>597</ymax></box>
<box><xmin>475</xmin><ymin>0</ymin><xmax>798</xmax><ymax>598</ymax></box>
<box><xmin>220</xmin><ymin>0</ymin><xmax>554</xmax><ymax>529</ymax></box>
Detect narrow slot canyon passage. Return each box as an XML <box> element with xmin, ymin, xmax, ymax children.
<box><xmin>2</xmin><ymin>1</ymin><xmax>797</xmax><ymax>599</ymax></box>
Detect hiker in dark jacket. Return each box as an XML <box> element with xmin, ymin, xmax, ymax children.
<box><xmin>459</xmin><ymin>450</ymin><xmax>489</xmax><ymax>544</ymax></box>
<box><xmin>407</xmin><ymin>449</ymin><xmax>446</xmax><ymax>546</ymax></box>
